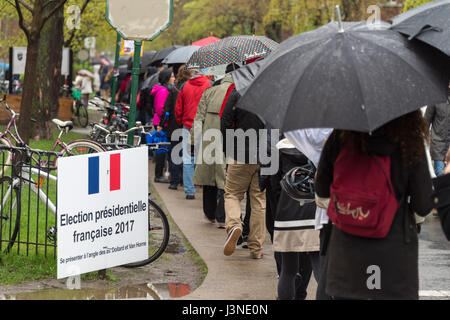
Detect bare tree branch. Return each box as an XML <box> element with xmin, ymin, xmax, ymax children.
<box><xmin>14</xmin><ymin>0</ymin><xmax>31</xmax><ymax>40</ymax></box>
<box><xmin>15</xmin><ymin>0</ymin><xmax>33</xmax><ymax>12</ymax></box>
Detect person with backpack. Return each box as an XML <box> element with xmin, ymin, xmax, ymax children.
<box><xmin>315</xmin><ymin>110</ymin><xmax>434</xmax><ymax>300</ymax></box>
<box><xmin>274</xmin><ymin>138</ymin><xmax>320</xmax><ymax>300</ymax></box>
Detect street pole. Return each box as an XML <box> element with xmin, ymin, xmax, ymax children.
<box><xmin>110</xmin><ymin>32</ymin><xmax>121</xmax><ymax>106</ymax></box>
<box><xmin>127</xmin><ymin>39</ymin><xmax>142</xmax><ymax>145</ymax></box>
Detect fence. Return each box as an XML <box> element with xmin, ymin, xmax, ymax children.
<box><xmin>0</xmin><ymin>145</ymin><xmax>61</xmax><ymax>257</ymax></box>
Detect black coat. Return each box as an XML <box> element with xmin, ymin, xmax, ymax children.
<box><xmin>160</xmin><ymin>81</ymin><xmax>186</xmax><ymax>139</ymax></box>
<box><xmin>220</xmin><ymin>89</ymin><xmax>265</xmax><ymax>164</ymax></box>
<box><xmin>425</xmin><ymin>97</ymin><xmax>450</xmax><ymax>161</ymax></box>
<box><xmin>315</xmin><ymin>130</ymin><xmax>433</xmax><ymax>300</ymax></box>
<box><xmin>432</xmin><ymin>173</ymin><xmax>450</xmax><ymax>240</ymax></box>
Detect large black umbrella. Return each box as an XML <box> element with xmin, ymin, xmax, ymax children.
<box><xmin>231</xmin><ymin>22</ymin><xmax>390</xmax><ymax>95</ymax></box>
<box><xmin>150</xmin><ymin>45</ymin><xmax>182</xmax><ymax>66</ymax></box>
<box><xmin>237</xmin><ymin>21</ymin><xmax>449</xmax><ymax>133</ymax></box>
<box><xmin>390</xmin><ymin>0</ymin><xmax>450</xmax><ymax>56</ymax></box>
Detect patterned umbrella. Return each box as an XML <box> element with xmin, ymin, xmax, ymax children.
<box><xmin>186</xmin><ymin>35</ymin><xmax>278</xmax><ymax>69</ymax></box>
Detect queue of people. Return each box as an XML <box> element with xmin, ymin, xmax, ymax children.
<box><xmin>149</xmin><ymin>55</ymin><xmax>450</xmax><ymax>300</ymax></box>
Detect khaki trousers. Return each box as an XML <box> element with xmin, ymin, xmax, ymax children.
<box><xmin>224</xmin><ymin>162</ymin><xmax>266</xmax><ymax>255</ymax></box>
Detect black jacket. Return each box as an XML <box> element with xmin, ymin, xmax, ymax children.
<box><xmin>315</xmin><ymin>130</ymin><xmax>433</xmax><ymax>300</ymax></box>
<box><xmin>160</xmin><ymin>81</ymin><xmax>186</xmax><ymax>139</ymax></box>
<box><xmin>220</xmin><ymin>89</ymin><xmax>265</xmax><ymax>164</ymax></box>
<box><xmin>425</xmin><ymin>97</ymin><xmax>450</xmax><ymax>161</ymax></box>
<box><xmin>432</xmin><ymin>173</ymin><xmax>450</xmax><ymax>240</ymax></box>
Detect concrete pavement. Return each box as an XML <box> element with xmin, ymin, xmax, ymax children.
<box><xmin>150</xmin><ymin>166</ymin><xmax>317</xmax><ymax>300</ymax></box>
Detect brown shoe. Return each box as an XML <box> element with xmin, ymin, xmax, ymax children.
<box><xmin>223</xmin><ymin>226</ymin><xmax>242</xmax><ymax>256</ymax></box>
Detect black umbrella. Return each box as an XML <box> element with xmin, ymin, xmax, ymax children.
<box><xmin>237</xmin><ymin>21</ymin><xmax>449</xmax><ymax>133</ymax></box>
<box><xmin>230</xmin><ymin>59</ymin><xmax>264</xmax><ymax>95</ymax></box>
<box><xmin>390</xmin><ymin>0</ymin><xmax>450</xmax><ymax>56</ymax></box>
<box><xmin>150</xmin><ymin>45</ymin><xmax>182</xmax><ymax>66</ymax></box>
<box><xmin>232</xmin><ymin>22</ymin><xmax>391</xmax><ymax>95</ymax></box>
<box><xmin>140</xmin><ymin>50</ymin><xmax>157</xmax><ymax>73</ymax></box>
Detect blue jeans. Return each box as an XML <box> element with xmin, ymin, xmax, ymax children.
<box><xmin>434</xmin><ymin>160</ymin><xmax>445</xmax><ymax>177</ymax></box>
<box><xmin>182</xmin><ymin>126</ymin><xmax>196</xmax><ymax>196</ymax></box>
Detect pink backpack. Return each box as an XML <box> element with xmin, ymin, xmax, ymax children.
<box><xmin>327</xmin><ymin>144</ymin><xmax>399</xmax><ymax>238</ymax></box>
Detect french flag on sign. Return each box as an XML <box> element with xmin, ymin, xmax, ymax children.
<box><xmin>88</xmin><ymin>154</ymin><xmax>121</xmax><ymax>195</ymax></box>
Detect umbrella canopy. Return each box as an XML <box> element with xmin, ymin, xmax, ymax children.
<box><xmin>192</xmin><ymin>36</ymin><xmax>221</xmax><ymax>47</ymax></box>
<box><xmin>390</xmin><ymin>0</ymin><xmax>450</xmax><ymax>56</ymax></box>
<box><xmin>163</xmin><ymin>46</ymin><xmax>201</xmax><ymax>64</ymax></box>
<box><xmin>77</xmin><ymin>69</ymin><xmax>95</xmax><ymax>78</ymax></box>
<box><xmin>140</xmin><ymin>50</ymin><xmax>157</xmax><ymax>73</ymax></box>
<box><xmin>230</xmin><ymin>60</ymin><xmax>264</xmax><ymax>95</ymax></box>
<box><xmin>237</xmin><ymin>21</ymin><xmax>449</xmax><ymax>133</ymax></box>
<box><xmin>186</xmin><ymin>35</ymin><xmax>278</xmax><ymax>69</ymax></box>
<box><xmin>150</xmin><ymin>45</ymin><xmax>182</xmax><ymax>66</ymax></box>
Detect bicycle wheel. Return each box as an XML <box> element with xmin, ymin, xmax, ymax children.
<box><xmin>62</xmin><ymin>140</ymin><xmax>105</xmax><ymax>157</ymax></box>
<box><xmin>0</xmin><ymin>138</ymin><xmax>12</xmax><ymax>178</ymax></box>
<box><xmin>123</xmin><ymin>198</ymin><xmax>170</xmax><ymax>268</ymax></box>
<box><xmin>0</xmin><ymin>176</ymin><xmax>21</xmax><ymax>253</ymax></box>
<box><xmin>78</xmin><ymin>105</ymin><xmax>89</xmax><ymax>128</ymax></box>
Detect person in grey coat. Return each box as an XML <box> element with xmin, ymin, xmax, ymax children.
<box><xmin>425</xmin><ymin>82</ymin><xmax>450</xmax><ymax>176</ymax></box>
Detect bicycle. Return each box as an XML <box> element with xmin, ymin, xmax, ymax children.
<box><xmin>71</xmin><ymin>88</ymin><xmax>89</xmax><ymax>128</ymax></box>
<box><xmin>0</xmin><ymin>145</ymin><xmax>61</xmax><ymax>254</ymax></box>
<box><xmin>0</xmin><ymin>94</ymin><xmax>106</xmax><ymax>176</ymax></box>
<box><xmin>122</xmin><ymin>142</ymin><xmax>171</xmax><ymax>268</ymax></box>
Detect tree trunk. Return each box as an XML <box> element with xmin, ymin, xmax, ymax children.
<box><xmin>32</xmin><ymin>3</ymin><xmax>64</xmax><ymax>140</ymax></box>
<box><xmin>17</xmin><ymin>0</ymin><xmax>44</xmax><ymax>145</ymax></box>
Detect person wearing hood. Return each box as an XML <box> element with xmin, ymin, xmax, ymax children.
<box><xmin>175</xmin><ymin>71</ymin><xmax>212</xmax><ymax>199</ymax></box>
<box><xmin>151</xmin><ymin>68</ymin><xmax>175</xmax><ymax>183</ymax></box>
<box><xmin>315</xmin><ymin>111</ymin><xmax>433</xmax><ymax>300</ymax></box>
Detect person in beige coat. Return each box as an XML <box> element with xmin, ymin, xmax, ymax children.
<box><xmin>191</xmin><ymin>76</ymin><xmax>234</xmax><ymax>228</ymax></box>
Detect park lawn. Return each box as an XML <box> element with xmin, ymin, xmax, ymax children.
<box><xmin>0</xmin><ymin>129</ymin><xmax>104</xmax><ymax>285</ymax></box>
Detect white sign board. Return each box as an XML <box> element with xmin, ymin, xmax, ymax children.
<box><xmin>12</xmin><ymin>47</ymin><xmax>71</xmax><ymax>76</ymax></box>
<box><xmin>106</xmin><ymin>0</ymin><xmax>173</xmax><ymax>40</ymax></box>
<box><xmin>57</xmin><ymin>147</ymin><xmax>149</xmax><ymax>279</ymax></box>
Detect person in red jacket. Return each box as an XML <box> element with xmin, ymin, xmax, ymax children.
<box><xmin>175</xmin><ymin>72</ymin><xmax>212</xmax><ymax>199</ymax></box>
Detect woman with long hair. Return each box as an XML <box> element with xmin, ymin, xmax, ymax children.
<box><xmin>315</xmin><ymin>110</ymin><xmax>433</xmax><ymax>300</ymax></box>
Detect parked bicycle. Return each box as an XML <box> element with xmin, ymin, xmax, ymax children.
<box><xmin>71</xmin><ymin>88</ymin><xmax>89</xmax><ymax>128</ymax></box>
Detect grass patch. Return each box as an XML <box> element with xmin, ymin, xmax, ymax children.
<box><xmin>0</xmin><ymin>252</ymin><xmax>57</xmax><ymax>285</ymax></box>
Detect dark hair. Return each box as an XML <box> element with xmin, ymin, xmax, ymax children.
<box><xmin>158</xmin><ymin>68</ymin><xmax>173</xmax><ymax>85</ymax></box>
<box><xmin>340</xmin><ymin>110</ymin><xmax>430</xmax><ymax>167</ymax></box>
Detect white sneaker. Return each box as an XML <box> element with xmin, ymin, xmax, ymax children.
<box><xmin>223</xmin><ymin>226</ymin><xmax>242</xmax><ymax>256</ymax></box>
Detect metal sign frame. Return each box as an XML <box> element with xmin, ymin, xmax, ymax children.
<box><xmin>105</xmin><ymin>0</ymin><xmax>174</xmax><ymax>41</ymax></box>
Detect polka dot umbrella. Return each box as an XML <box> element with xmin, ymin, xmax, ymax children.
<box><xmin>186</xmin><ymin>35</ymin><xmax>278</xmax><ymax>70</ymax></box>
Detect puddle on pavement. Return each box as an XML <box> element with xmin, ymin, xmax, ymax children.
<box><xmin>0</xmin><ymin>282</ymin><xmax>191</xmax><ymax>300</ymax></box>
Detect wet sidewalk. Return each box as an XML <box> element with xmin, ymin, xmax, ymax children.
<box><xmin>150</xmin><ymin>163</ymin><xmax>317</xmax><ymax>300</ymax></box>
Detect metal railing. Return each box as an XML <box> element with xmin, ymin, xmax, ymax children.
<box><xmin>0</xmin><ymin>145</ymin><xmax>61</xmax><ymax>257</ymax></box>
